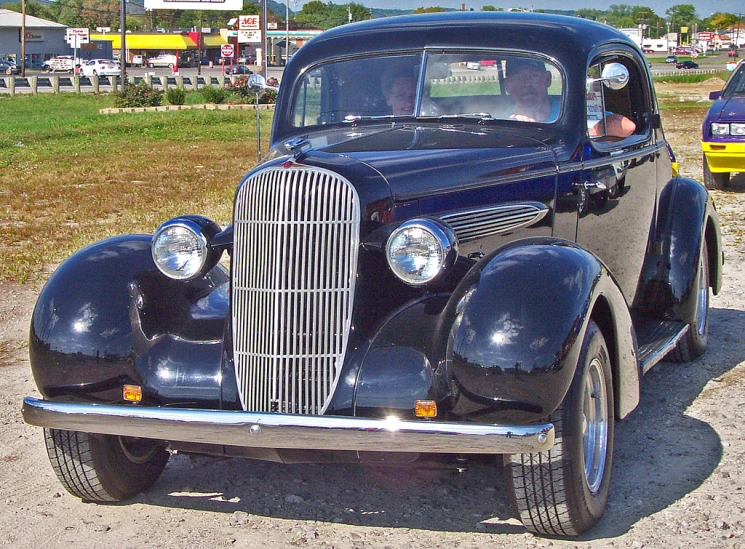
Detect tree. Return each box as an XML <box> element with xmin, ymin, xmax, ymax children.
<box><xmin>666</xmin><ymin>4</ymin><xmax>700</xmax><ymax>34</ymax></box>
<box><xmin>3</xmin><ymin>1</ymin><xmax>55</xmax><ymax>20</ymax></box>
<box><xmin>709</xmin><ymin>12</ymin><xmax>739</xmax><ymax>31</ymax></box>
<box><xmin>481</xmin><ymin>5</ymin><xmax>503</xmax><ymax>11</ymax></box>
<box><xmin>412</xmin><ymin>6</ymin><xmax>447</xmax><ymax>13</ymax></box>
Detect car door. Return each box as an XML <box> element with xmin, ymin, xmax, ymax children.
<box><xmin>576</xmin><ymin>49</ymin><xmax>659</xmax><ymax>305</ymax></box>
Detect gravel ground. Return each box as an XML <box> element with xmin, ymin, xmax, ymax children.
<box><xmin>1</xmin><ymin>81</ymin><xmax>744</xmax><ymax>548</ymax></box>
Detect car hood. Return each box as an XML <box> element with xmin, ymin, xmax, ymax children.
<box><xmin>275</xmin><ymin>123</ymin><xmax>562</xmax><ymax>201</ymax></box>
<box><xmin>707</xmin><ymin>94</ymin><xmax>745</xmax><ymax>122</ymax></box>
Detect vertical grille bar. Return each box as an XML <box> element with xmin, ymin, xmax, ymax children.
<box><xmin>232</xmin><ymin>166</ymin><xmax>360</xmax><ymax>415</ymax></box>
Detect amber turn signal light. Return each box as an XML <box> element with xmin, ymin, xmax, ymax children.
<box><xmin>415</xmin><ymin>400</ymin><xmax>437</xmax><ymax>418</ymax></box>
<box><xmin>123</xmin><ymin>384</ymin><xmax>143</xmax><ymax>403</ymax></box>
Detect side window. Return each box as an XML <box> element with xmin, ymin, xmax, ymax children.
<box><xmin>293</xmin><ymin>68</ymin><xmax>323</xmax><ymax>127</ymax></box>
<box><xmin>586</xmin><ymin>56</ymin><xmax>647</xmax><ymax>142</ymax></box>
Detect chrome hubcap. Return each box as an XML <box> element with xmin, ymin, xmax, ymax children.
<box><xmin>582</xmin><ymin>357</ymin><xmax>608</xmax><ymax>494</ymax></box>
<box><xmin>695</xmin><ymin>250</ymin><xmax>709</xmax><ymax>337</ymax></box>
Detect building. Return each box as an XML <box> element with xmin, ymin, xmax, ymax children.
<box><xmin>0</xmin><ymin>8</ymin><xmax>67</xmax><ymax>67</ymax></box>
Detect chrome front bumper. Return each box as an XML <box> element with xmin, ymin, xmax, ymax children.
<box><xmin>22</xmin><ymin>397</ymin><xmax>554</xmax><ymax>454</ymax></box>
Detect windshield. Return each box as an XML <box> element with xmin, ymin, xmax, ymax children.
<box><xmin>723</xmin><ymin>64</ymin><xmax>745</xmax><ymax>96</ymax></box>
<box><xmin>291</xmin><ymin>51</ymin><xmax>564</xmax><ymax>127</ymax></box>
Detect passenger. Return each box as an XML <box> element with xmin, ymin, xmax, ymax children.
<box><xmin>504</xmin><ymin>57</ymin><xmax>636</xmax><ymax>138</ymax></box>
<box><xmin>381</xmin><ymin>66</ymin><xmax>417</xmax><ymax>116</ymax></box>
<box><xmin>503</xmin><ymin>58</ymin><xmax>560</xmax><ymax>123</ymax></box>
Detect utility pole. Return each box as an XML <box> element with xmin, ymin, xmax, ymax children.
<box><xmin>261</xmin><ymin>0</ymin><xmax>267</xmax><ymax>78</ymax></box>
<box><xmin>20</xmin><ymin>0</ymin><xmax>26</xmax><ymax>77</ymax></box>
<box><xmin>285</xmin><ymin>0</ymin><xmax>289</xmax><ymax>66</ymax></box>
<box><xmin>197</xmin><ymin>11</ymin><xmax>203</xmax><ymax>76</ymax></box>
<box><xmin>120</xmin><ymin>0</ymin><xmax>127</xmax><ymax>88</ymax></box>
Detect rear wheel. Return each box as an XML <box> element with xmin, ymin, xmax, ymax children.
<box><xmin>505</xmin><ymin>320</ymin><xmax>614</xmax><ymax>536</ymax></box>
<box><xmin>703</xmin><ymin>154</ymin><xmax>729</xmax><ymax>190</ymax></box>
<box><xmin>44</xmin><ymin>428</ymin><xmax>169</xmax><ymax>502</ymax></box>
<box><xmin>667</xmin><ymin>239</ymin><xmax>710</xmax><ymax>362</ymax></box>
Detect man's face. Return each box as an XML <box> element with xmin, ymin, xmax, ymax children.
<box><xmin>385</xmin><ymin>76</ymin><xmax>417</xmax><ymax>115</ymax></box>
<box><xmin>505</xmin><ymin>67</ymin><xmax>551</xmax><ymax>108</ymax></box>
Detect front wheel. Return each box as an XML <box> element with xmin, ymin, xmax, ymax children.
<box><xmin>44</xmin><ymin>428</ymin><xmax>169</xmax><ymax>502</ymax></box>
<box><xmin>505</xmin><ymin>320</ymin><xmax>614</xmax><ymax>536</ymax></box>
<box><xmin>703</xmin><ymin>154</ymin><xmax>729</xmax><ymax>190</ymax></box>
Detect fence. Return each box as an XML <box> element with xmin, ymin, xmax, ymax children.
<box><xmin>0</xmin><ymin>74</ymin><xmax>240</xmax><ymax>96</ymax></box>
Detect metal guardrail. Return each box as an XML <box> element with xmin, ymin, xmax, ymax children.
<box><xmin>652</xmin><ymin>68</ymin><xmax>719</xmax><ymax>77</ymax></box>
<box><xmin>0</xmin><ymin>73</ymin><xmax>243</xmax><ymax>96</ymax></box>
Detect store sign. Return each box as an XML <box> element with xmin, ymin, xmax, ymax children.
<box><xmin>65</xmin><ymin>28</ymin><xmax>89</xmax><ymax>47</ymax></box>
<box><xmin>238</xmin><ymin>30</ymin><xmax>261</xmax><ymax>43</ymax></box>
<box><xmin>698</xmin><ymin>31</ymin><xmax>713</xmax><ymax>41</ymax></box>
<box><xmin>23</xmin><ymin>30</ymin><xmax>44</xmax><ymax>42</ymax></box>
<box><xmin>144</xmin><ymin>0</ymin><xmax>242</xmax><ymax>10</ymax></box>
<box><xmin>239</xmin><ymin>15</ymin><xmax>259</xmax><ymax>30</ymax></box>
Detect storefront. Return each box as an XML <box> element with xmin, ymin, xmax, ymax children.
<box><xmin>0</xmin><ymin>8</ymin><xmax>68</xmax><ymax>68</ymax></box>
<box><xmin>91</xmin><ymin>32</ymin><xmax>197</xmax><ymax>65</ymax></box>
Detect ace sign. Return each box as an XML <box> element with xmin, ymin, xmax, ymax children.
<box><xmin>239</xmin><ymin>16</ymin><xmax>260</xmax><ymax>30</ymax></box>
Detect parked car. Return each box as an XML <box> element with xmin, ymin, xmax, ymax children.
<box><xmin>665</xmin><ymin>54</ymin><xmax>678</xmax><ymax>63</ymax></box>
<box><xmin>729</xmin><ymin>49</ymin><xmax>739</xmax><ymax>58</ymax></box>
<box><xmin>131</xmin><ymin>55</ymin><xmax>145</xmax><ymax>67</ymax></box>
<box><xmin>676</xmin><ymin>60</ymin><xmax>699</xmax><ymax>69</ymax></box>
<box><xmin>674</xmin><ymin>46</ymin><xmax>691</xmax><ymax>55</ymax></box>
<box><xmin>22</xmin><ymin>12</ymin><xmax>723</xmax><ymax>538</ymax></box>
<box><xmin>147</xmin><ymin>54</ymin><xmax>178</xmax><ymax>68</ymax></box>
<box><xmin>227</xmin><ymin>64</ymin><xmax>253</xmax><ymax>75</ymax></box>
<box><xmin>79</xmin><ymin>59</ymin><xmax>121</xmax><ymax>77</ymax></box>
<box><xmin>0</xmin><ymin>60</ymin><xmax>19</xmax><ymax>75</ymax></box>
<box><xmin>42</xmin><ymin>56</ymin><xmax>74</xmax><ymax>73</ymax></box>
<box><xmin>702</xmin><ymin>59</ymin><xmax>745</xmax><ymax>189</ymax></box>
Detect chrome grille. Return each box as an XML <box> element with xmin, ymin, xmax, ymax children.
<box><xmin>439</xmin><ymin>202</ymin><xmax>549</xmax><ymax>242</ymax></box>
<box><xmin>232</xmin><ymin>166</ymin><xmax>360</xmax><ymax>415</ymax></box>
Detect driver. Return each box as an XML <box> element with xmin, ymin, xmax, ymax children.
<box><xmin>381</xmin><ymin>66</ymin><xmax>418</xmax><ymax>116</ymax></box>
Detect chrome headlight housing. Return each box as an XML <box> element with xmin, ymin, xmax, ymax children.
<box><xmin>386</xmin><ymin>219</ymin><xmax>458</xmax><ymax>286</ymax></box>
<box><xmin>152</xmin><ymin>216</ymin><xmax>221</xmax><ymax>280</ymax></box>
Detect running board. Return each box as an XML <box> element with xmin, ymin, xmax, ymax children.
<box><xmin>635</xmin><ymin>318</ymin><xmax>689</xmax><ymax>374</ymax></box>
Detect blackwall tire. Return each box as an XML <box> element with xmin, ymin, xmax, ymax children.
<box><xmin>505</xmin><ymin>320</ymin><xmax>614</xmax><ymax>536</ymax></box>
<box><xmin>667</xmin><ymin>239</ymin><xmax>710</xmax><ymax>362</ymax></box>
<box><xmin>44</xmin><ymin>428</ymin><xmax>169</xmax><ymax>502</ymax></box>
<box><xmin>703</xmin><ymin>154</ymin><xmax>729</xmax><ymax>190</ymax></box>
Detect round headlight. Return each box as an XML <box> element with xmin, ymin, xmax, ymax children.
<box><xmin>152</xmin><ymin>219</ymin><xmax>210</xmax><ymax>280</ymax></box>
<box><xmin>386</xmin><ymin>219</ymin><xmax>457</xmax><ymax>286</ymax></box>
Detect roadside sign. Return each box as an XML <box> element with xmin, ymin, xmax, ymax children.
<box><xmin>239</xmin><ymin>15</ymin><xmax>260</xmax><ymax>30</ymax></box>
<box><xmin>65</xmin><ymin>28</ymin><xmax>89</xmax><ymax>48</ymax></box>
<box><xmin>698</xmin><ymin>31</ymin><xmax>713</xmax><ymax>41</ymax></box>
<box><xmin>221</xmin><ymin>44</ymin><xmax>235</xmax><ymax>58</ymax></box>
<box><xmin>238</xmin><ymin>30</ymin><xmax>261</xmax><ymax>43</ymax></box>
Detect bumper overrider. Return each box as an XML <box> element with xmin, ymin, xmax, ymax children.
<box><xmin>22</xmin><ymin>397</ymin><xmax>554</xmax><ymax>455</ymax></box>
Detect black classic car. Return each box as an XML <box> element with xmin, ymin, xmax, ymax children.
<box><xmin>22</xmin><ymin>13</ymin><xmax>722</xmax><ymax>537</ymax></box>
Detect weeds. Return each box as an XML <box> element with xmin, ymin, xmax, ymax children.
<box><xmin>0</xmin><ymin>93</ymin><xmax>273</xmax><ymax>282</ymax></box>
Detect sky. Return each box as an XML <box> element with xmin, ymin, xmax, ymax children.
<box><xmin>291</xmin><ymin>0</ymin><xmax>743</xmax><ymax>19</ymax></box>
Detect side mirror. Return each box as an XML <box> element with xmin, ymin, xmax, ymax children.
<box><xmin>247</xmin><ymin>74</ymin><xmax>278</xmax><ymax>96</ymax></box>
<box><xmin>586</xmin><ymin>63</ymin><xmax>630</xmax><ymax>92</ymax></box>
<box><xmin>709</xmin><ymin>90</ymin><xmax>723</xmax><ymax>100</ymax></box>
<box><xmin>600</xmin><ymin>63</ymin><xmax>629</xmax><ymax>91</ymax></box>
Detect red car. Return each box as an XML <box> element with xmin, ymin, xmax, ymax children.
<box><xmin>729</xmin><ymin>49</ymin><xmax>739</xmax><ymax>58</ymax></box>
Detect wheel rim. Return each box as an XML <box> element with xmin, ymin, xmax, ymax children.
<box><xmin>118</xmin><ymin>436</ymin><xmax>159</xmax><ymax>464</ymax></box>
<box><xmin>582</xmin><ymin>357</ymin><xmax>608</xmax><ymax>494</ymax></box>
<box><xmin>695</xmin><ymin>247</ymin><xmax>709</xmax><ymax>337</ymax></box>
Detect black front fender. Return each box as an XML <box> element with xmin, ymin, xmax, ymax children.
<box><xmin>29</xmin><ymin>235</ymin><xmax>229</xmax><ymax>406</ymax></box>
<box><xmin>448</xmin><ymin>238</ymin><xmax>636</xmax><ymax>423</ymax></box>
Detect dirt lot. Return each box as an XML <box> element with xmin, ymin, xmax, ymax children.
<box><xmin>2</xmin><ymin>80</ymin><xmax>745</xmax><ymax>548</ymax></box>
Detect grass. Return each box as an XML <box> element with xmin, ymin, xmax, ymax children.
<box><xmin>0</xmin><ymin>92</ymin><xmax>274</xmax><ymax>282</ymax></box>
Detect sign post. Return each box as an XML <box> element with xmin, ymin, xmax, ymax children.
<box><xmin>221</xmin><ymin>43</ymin><xmax>234</xmax><ymax>75</ymax></box>
<box><xmin>65</xmin><ymin>28</ymin><xmax>89</xmax><ymax>74</ymax></box>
